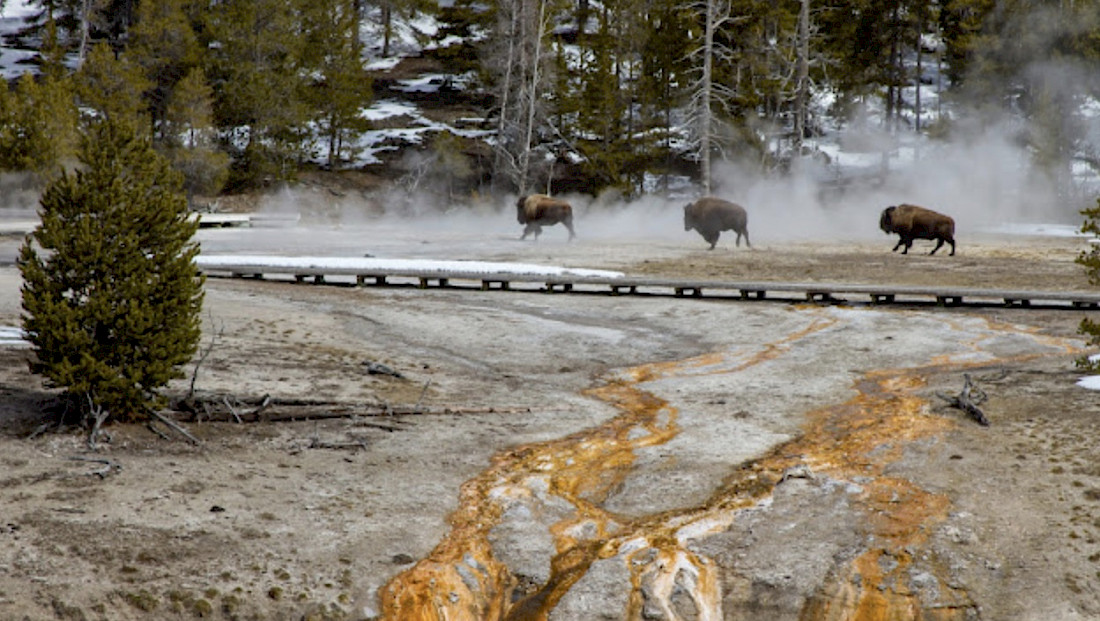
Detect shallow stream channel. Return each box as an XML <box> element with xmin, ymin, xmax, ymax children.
<box><xmin>376</xmin><ymin>303</ymin><xmax>1083</xmax><ymax>620</ymax></box>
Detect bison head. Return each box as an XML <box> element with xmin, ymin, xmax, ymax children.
<box><xmin>683</xmin><ymin>203</ymin><xmax>696</xmax><ymax>231</ymax></box>
<box><xmin>516</xmin><ymin>196</ymin><xmax>529</xmax><ymax>224</ymax></box>
<box><xmin>879</xmin><ymin>206</ymin><xmax>897</xmax><ymax>234</ymax></box>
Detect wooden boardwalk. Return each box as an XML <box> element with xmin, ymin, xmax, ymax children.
<box><xmin>197</xmin><ymin>259</ymin><xmax>1100</xmax><ymax>310</ymax></box>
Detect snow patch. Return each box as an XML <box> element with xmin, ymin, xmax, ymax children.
<box><xmin>1076</xmin><ymin>376</ymin><xmax>1100</xmax><ymax>391</ymax></box>
<box><xmin>196</xmin><ymin>254</ymin><xmax>624</xmax><ymax>279</ymax></box>
<box><xmin>0</xmin><ymin>325</ymin><xmax>28</xmax><ymax>347</ymax></box>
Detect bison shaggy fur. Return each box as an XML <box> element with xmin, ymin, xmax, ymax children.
<box><xmin>683</xmin><ymin>197</ymin><xmax>750</xmax><ymax>250</ymax></box>
<box><xmin>516</xmin><ymin>194</ymin><xmax>575</xmax><ymax>241</ymax></box>
<box><xmin>879</xmin><ymin>204</ymin><xmax>955</xmax><ymax>256</ymax></box>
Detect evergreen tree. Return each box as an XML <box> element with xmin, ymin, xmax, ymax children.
<box><xmin>0</xmin><ymin>71</ymin><xmax>79</xmax><ymax>180</ymax></box>
<box><xmin>127</xmin><ymin>0</ymin><xmax>203</xmax><ymax>143</ymax></box>
<box><xmin>1077</xmin><ymin>197</ymin><xmax>1100</xmax><ymax>370</ymax></box>
<box><xmin>201</xmin><ymin>0</ymin><xmax>310</xmax><ymax>188</ymax></box>
<box><xmin>18</xmin><ymin>119</ymin><xmax>204</xmax><ymax>424</ymax></box>
<box><xmin>163</xmin><ymin>67</ymin><xmax>230</xmax><ymax>202</ymax></box>
<box><xmin>432</xmin><ymin>0</ymin><xmax>490</xmax><ymax>73</ymax></box>
<box><xmin>300</xmin><ymin>0</ymin><xmax>374</xmax><ymax>169</ymax></box>
<box><xmin>636</xmin><ymin>0</ymin><xmax>694</xmax><ymax>193</ymax></box>
<box><xmin>75</xmin><ymin>41</ymin><xmax>153</xmax><ymax>132</ymax></box>
<box><xmin>939</xmin><ymin>0</ymin><xmax>993</xmax><ymax>87</ymax></box>
<box><xmin>571</xmin><ymin>1</ymin><xmax>632</xmax><ymax>193</ymax></box>
<box><xmin>0</xmin><ymin>20</ymin><xmax>79</xmax><ymax>181</ymax></box>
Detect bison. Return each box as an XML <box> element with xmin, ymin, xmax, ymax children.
<box><xmin>516</xmin><ymin>194</ymin><xmax>576</xmax><ymax>241</ymax></box>
<box><xmin>879</xmin><ymin>204</ymin><xmax>955</xmax><ymax>256</ymax></box>
<box><xmin>683</xmin><ymin>197</ymin><xmax>751</xmax><ymax>250</ymax></box>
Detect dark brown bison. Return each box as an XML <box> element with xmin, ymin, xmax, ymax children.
<box><xmin>879</xmin><ymin>204</ymin><xmax>955</xmax><ymax>256</ymax></box>
<box><xmin>683</xmin><ymin>197</ymin><xmax>750</xmax><ymax>250</ymax></box>
<box><xmin>516</xmin><ymin>194</ymin><xmax>575</xmax><ymax>241</ymax></box>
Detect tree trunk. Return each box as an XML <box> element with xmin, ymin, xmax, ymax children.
<box><xmin>353</xmin><ymin>0</ymin><xmax>365</xmax><ymax>49</ymax></box>
<box><xmin>492</xmin><ymin>0</ymin><xmax>518</xmax><ymax>194</ymax></box>
<box><xmin>794</xmin><ymin>0</ymin><xmax>810</xmax><ymax>154</ymax></box>
<box><xmin>518</xmin><ymin>0</ymin><xmax>546</xmax><ymax>195</ymax></box>
<box><xmin>914</xmin><ymin>5</ymin><xmax>923</xmax><ymax>132</ymax></box>
<box><xmin>382</xmin><ymin>3</ymin><xmax>393</xmax><ymax>58</ymax></box>
<box><xmin>700</xmin><ymin>0</ymin><xmax>715</xmax><ymax>194</ymax></box>
<box><xmin>79</xmin><ymin>0</ymin><xmax>91</xmax><ymax>63</ymax></box>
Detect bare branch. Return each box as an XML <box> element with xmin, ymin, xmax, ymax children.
<box><xmin>189</xmin><ymin>314</ymin><xmax>224</xmax><ymax>400</ymax></box>
<box><xmin>150</xmin><ymin>410</ymin><xmax>202</xmax><ymax>445</ymax></box>
<box><xmin>85</xmin><ymin>393</ymin><xmax>110</xmax><ymax>451</ymax></box>
<box><xmin>936</xmin><ymin>374</ymin><xmax>990</xmax><ymax>426</ymax></box>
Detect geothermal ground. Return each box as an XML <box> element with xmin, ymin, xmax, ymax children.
<box><xmin>1</xmin><ymin>210</ymin><xmax>1100</xmax><ymax>620</ymax></box>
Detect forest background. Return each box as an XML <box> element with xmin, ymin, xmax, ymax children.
<box><xmin>0</xmin><ymin>0</ymin><xmax>1099</xmax><ymax>216</ymax></box>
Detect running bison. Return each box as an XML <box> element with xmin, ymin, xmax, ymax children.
<box><xmin>516</xmin><ymin>194</ymin><xmax>575</xmax><ymax>241</ymax></box>
<box><xmin>683</xmin><ymin>197</ymin><xmax>751</xmax><ymax>250</ymax></box>
<box><xmin>879</xmin><ymin>203</ymin><xmax>955</xmax><ymax>256</ymax></box>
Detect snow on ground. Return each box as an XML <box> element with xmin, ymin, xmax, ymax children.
<box><xmin>0</xmin><ymin>325</ymin><xmax>26</xmax><ymax>346</ymax></box>
<box><xmin>0</xmin><ymin>0</ymin><xmax>36</xmax><ymax>79</ymax></box>
<box><xmin>979</xmin><ymin>223</ymin><xmax>1088</xmax><ymax>237</ymax></box>
<box><xmin>2</xmin><ymin>249</ymin><xmax>627</xmax><ymax>349</ymax></box>
<box><xmin>1079</xmin><ymin>354</ymin><xmax>1100</xmax><ymax>390</ymax></box>
<box><xmin>1077</xmin><ymin>375</ymin><xmax>1100</xmax><ymax>390</ymax></box>
<box><xmin>195</xmin><ymin>254</ymin><xmax>624</xmax><ymax>278</ymax></box>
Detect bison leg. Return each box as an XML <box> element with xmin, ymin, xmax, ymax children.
<box><xmin>737</xmin><ymin>229</ymin><xmax>751</xmax><ymax>248</ymax></box>
<box><xmin>565</xmin><ymin>219</ymin><xmax>576</xmax><ymax>241</ymax></box>
<box><xmin>891</xmin><ymin>239</ymin><xmax>904</xmax><ymax>253</ymax></box>
<box><xmin>520</xmin><ymin>223</ymin><xmax>541</xmax><ymax>241</ymax></box>
<box><xmin>704</xmin><ymin>232</ymin><xmax>720</xmax><ymax>250</ymax></box>
<box><xmin>929</xmin><ymin>238</ymin><xmax>945</xmax><ymax>255</ymax></box>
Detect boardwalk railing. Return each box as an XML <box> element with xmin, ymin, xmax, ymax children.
<box><xmin>197</xmin><ymin>258</ymin><xmax>1100</xmax><ymax>310</ymax></box>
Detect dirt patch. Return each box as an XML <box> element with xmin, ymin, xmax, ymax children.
<box><xmin>1</xmin><ymin>233</ymin><xmax>1099</xmax><ymax>620</ymax></box>
<box><xmin>632</xmin><ymin>234</ymin><xmax>1092</xmax><ymax>291</ymax></box>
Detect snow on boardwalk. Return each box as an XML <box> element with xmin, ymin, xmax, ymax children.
<box><xmin>195</xmin><ymin>254</ymin><xmax>1100</xmax><ymax>309</ymax></box>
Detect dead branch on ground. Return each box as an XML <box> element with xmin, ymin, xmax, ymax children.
<box><xmin>300</xmin><ymin>436</ymin><xmax>369</xmax><ymax>452</ymax></box>
<box><xmin>145</xmin><ymin>422</ymin><xmax>170</xmax><ymax>440</ymax></box>
<box><xmin>173</xmin><ymin>393</ymin><xmax>528</xmax><ymax>424</ymax></box>
<box><xmin>363</xmin><ymin>360</ymin><xmax>404</xmax><ymax>378</ymax></box>
<box><xmin>936</xmin><ymin>373</ymin><xmax>990</xmax><ymax>426</ymax></box>
<box><xmin>150</xmin><ymin>410</ymin><xmax>202</xmax><ymax>444</ymax></box>
<box><xmin>67</xmin><ymin>456</ymin><xmax>122</xmax><ymax>478</ymax></box>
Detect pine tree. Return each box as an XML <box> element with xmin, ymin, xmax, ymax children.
<box><xmin>1076</xmin><ymin>196</ymin><xmax>1100</xmax><ymax>371</ymax></box>
<box><xmin>636</xmin><ymin>0</ymin><xmax>694</xmax><ymax>193</ymax></box>
<box><xmin>300</xmin><ymin>0</ymin><xmax>373</xmax><ymax>170</ymax></box>
<box><xmin>127</xmin><ymin>0</ymin><xmax>203</xmax><ymax>143</ymax></box>
<box><xmin>0</xmin><ymin>71</ymin><xmax>79</xmax><ymax>180</ymax></box>
<box><xmin>18</xmin><ymin>119</ymin><xmax>204</xmax><ymax>424</ymax></box>
<box><xmin>75</xmin><ymin>41</ymin><xmax>153</xmax><ymax>132</ymax></box>
<box><xmin>163</xmin><ymin>67</ymin><xmax>230</xmax><ymax>202</ymax></box>
<box><xmin>0</xmin><ymin>23</ymin><xmax>79</xmax><ymax>181</ymax></box>
<box><xmin>201</xmin><ymin>0</ymin><xmax>310</xmax><ymax>187</ymax></box>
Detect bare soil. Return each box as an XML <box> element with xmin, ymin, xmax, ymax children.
<box><xmin>1</xmin><ymin>228</ymin><xmax>1099</xmax><ymax>620</ymax></box>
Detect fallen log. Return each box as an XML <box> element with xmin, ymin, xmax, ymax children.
<box><xmin>171</xmin><ymin>394</ymin><xmax>530</xmax><ymax>423</ymax></box>
<box><xmin>936</xmin><ymin>373</ymin><xmax>989</xmax><ymax>426</ymax></box>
